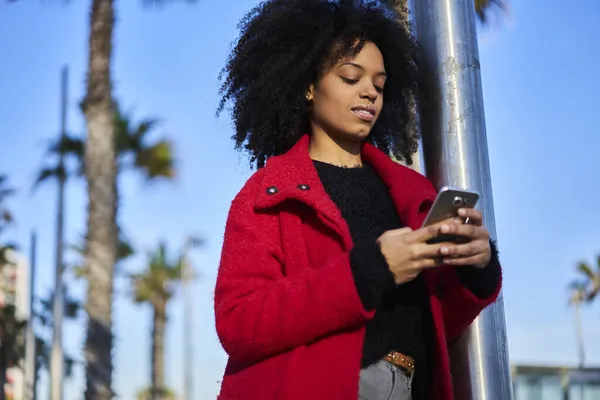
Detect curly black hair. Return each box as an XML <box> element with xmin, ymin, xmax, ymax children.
<box><xmin>217</xmin><ymin>0</ymin><xmax>422</xmax><ymax>168</ymax></box>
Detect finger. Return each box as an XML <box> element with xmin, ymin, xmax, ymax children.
<box><xmin>458</xmin><ymin>208</ymin><xmax>483</xmax><ymax>226</ymax></box>
<box><xmin>414</xmin><ymin>241</ymin><xmax>460</xmax><ymax>258</ymax></box>
<box><xmin>416</xmin><ymin>257</ymin><xmax>445</xmax><ymax>269</ymax></box>
<box><xmin>406</xmin><ymin>218</ymin><xmax>456</xmax><ymax>243</ymax></box>
<box><xmin>441</xmin><ymin>254</ymin><xmax>488</xmax><ymax>267</ymax></box>
<box><xmin>438</xmin><ymin>240</ymin><xmax>488</xmax><ymax>258</ymax></box>
<box><xmin>439</xmin><ymin>223</ymin><xmax>488</xmax><ymax>240</ymax></box>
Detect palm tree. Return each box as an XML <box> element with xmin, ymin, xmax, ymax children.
<box><xmin>568</xmin><ymin>255</ymin><xmax>600</xmax><ymax>369</ymax></box>
<box><xmin>0</xmin><ymin>175</ymin><xmax>14</xmax><ymax>236</ymax></box>
<box><xmin>381</xmin><ymin>0</ymin><xmax>507</xmax><ymax>24</ymax></box>
<box><xmin>130</xmin><ymin>242</ymin><xmax>184</xmax><ymax>400</ymax></box>
<box><xmin>136</xmin><ymin>386</ymin><xmax>176</xmax><ymax>400</ymax></box>
<box><xmin>35</xmin><ymin>105</ymin><xmax>175</xmax><ymax>187</ymax></box>
<box><xmin>79</xmin><ymin>4</ymin><xmax>118</xmax><ymax>396</ymax></box>
<box><xmin>473</xmin><ymin>0</ymin><xmax>508</xmax><ymax>23</ymax></box>
<box><xmin>34</xmin><ymin>103</ymin><xmax>175</xmax><ymax>399</ymax></box>
<box><xmin>70</xmin><ymin>234</ymin><xmax>136</xmax><ymax>280</ymax></box>
<box><xmin>575</xmin><ymin>256</ymin><xmax>600</xmax><ymax>303</ymax></box>
<box><xmin>79</xmin><ymin>2</ymin><xmax>191</xmax><ymax>397</ymax></box>
<box><xmin>568</xmin><ymin>282</ymin><xmax>587</xmax><ymax>368</ymax></box>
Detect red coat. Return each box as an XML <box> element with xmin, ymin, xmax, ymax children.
<box><xmin>214</xmin><ymin>135</ymin><xmax>501</xmax><ymax>400</ymax></box>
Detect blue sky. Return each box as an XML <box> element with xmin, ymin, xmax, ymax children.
<box><xmin>0</xmin><ymin>0</ymin><xmax>599</xmax><ymax>399</ymax></box>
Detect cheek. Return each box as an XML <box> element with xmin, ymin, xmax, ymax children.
<box><xmin>312</xmin><ymin>90</ymin><xmax>350</xmax><ymax>123</ymax></box>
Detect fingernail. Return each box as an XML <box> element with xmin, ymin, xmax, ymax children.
<box><xmin>458</xmin><ymin>209</ymin><xmax>467</xmax><ymax>216</ymax></box>
<box><xmin>441</xmin><ymin>225</ymin><xmax>449</xmax><ymax>233</ymax></box>
<box><xmin>441</xmin><ymin>247</ymin><xmax>449</xmax><ymax>255</ymax></box>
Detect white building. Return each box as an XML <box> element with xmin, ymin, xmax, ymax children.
<box><xmin>1</xmin><ymin>249</ymin><xmax>31</xmax><ymax>400</ymax></box>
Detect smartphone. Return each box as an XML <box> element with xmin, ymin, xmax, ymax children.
<box><xmin>422</xmin><ymin>187</ymin><xmax>480</xmax><ymax>244</ymax></box>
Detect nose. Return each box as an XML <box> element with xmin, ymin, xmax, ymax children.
<box><xmin>360</xmin><ymin>85</ymin><xmax>378</xmax><ymax>102</ymax></box>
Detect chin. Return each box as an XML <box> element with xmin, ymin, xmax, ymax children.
<box><xmin>351</xmin><ymin>126</ymin><xmax>373</xmax><ymax>140</ymax></box>
<box><xmin>334</xmin><ymin>130</ymin><xmax>370</xmax><ymax>143</ymax></box>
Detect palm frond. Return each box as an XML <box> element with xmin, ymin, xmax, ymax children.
<box><xmin>32</xmin><ymin>165</ymin><xmax>67</xmax><ymax>189</ymax></box>
<box><xmin>47</xmin><ymin>134</ymin><xmax>85</xmax><ymax>158</ymax></box>
<box><xmin>577</xmin><ymin>262</ymin><xmax>596</xmax><ymax>281</ymax></box>
<box><xmin>568</xmin><ymin>281</ymin><xmax>589</xmax><ymax>305</ymax></box>
<box><xmin>0</xmin><ymin>174</ymin><xmax>15</xmax><ymax>206</ymax></box>
<box><xmin>135</xmin><ymin>140</ymin><xmax>176</xmax><ymax>180</ymax></box>
<box><xmin>117</xmin><ymin>237</ymin><xmax>135</xmax><ymax>263</ymax></box>
<box><xmin>474</xmin><ymin>0</ymin><xmax>508</xmax><ymax>23</ymax></box>
<box><xmin>131</xmin><ymin>240</ymin><xmax>186</xmax><ymax>307</ymax></box>
<box><xmin>1</xmin><ymin>209</ymin><xmax>13</xmax><ymax>225</ymax></box>
<box><xmin>133</xmin><ymin>118</ymin><xmax>160</xmax><ymax>141</ymax></box>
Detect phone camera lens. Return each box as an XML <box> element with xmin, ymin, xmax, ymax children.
<box><xmin>452</xmin><ymin>197</ymin><xmax>465</xmax><ymax>207</ymax></box>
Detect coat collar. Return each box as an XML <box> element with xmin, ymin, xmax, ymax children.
<box><xmin>255</xmin><ymin>135</ymin><xmax>436</xmax><ymax>241</ymax></box>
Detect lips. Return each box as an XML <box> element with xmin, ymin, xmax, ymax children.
<box><xmin>351</xmin><ymin>105</ymin><xmax>376</xmax><ymax>122</ymax></box>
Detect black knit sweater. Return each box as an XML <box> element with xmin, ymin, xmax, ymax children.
<box><xmin>313</xmin><ymin>160</ymin><xmax>501</xmax><ymax>400</ymax></box>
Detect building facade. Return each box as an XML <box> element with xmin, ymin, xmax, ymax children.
<box><xmin>513</xmin><ymin>364</ymin><xmax>600</xmax><ymax>400</ymax></box>
<box><xmin>1</xmin><ymin>250</ymin><xmax>31</xmax><ymax>400</ymax></box>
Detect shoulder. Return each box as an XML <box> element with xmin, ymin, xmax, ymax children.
<box><xmin>402</xmin><ymin>164</ymin><xmax>436</xmax><ymax>192</ymax></box>
<box><xmin>224</xmin><ymin>167</ymin><xmax>283</xmax><ymax>248</ymax></box>
<box><xmin>387</xmin><ymin>160</ymin><xmax>437</xmax><ymax>197</ymax></box>
<box><xmin>228</xmin><ymin>168</ymin><xmax>267</xmax><ymax>216</ymax></box>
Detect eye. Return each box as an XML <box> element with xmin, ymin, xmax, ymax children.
<box><xmin>341</xmin><ymin>77</ymin><xmax>359</xmax><ymax>85</ymax></box>
<box><xmin>374</xmin><ymin>85</ymin><xmax>384</xmax><ymax>94</ymax></box>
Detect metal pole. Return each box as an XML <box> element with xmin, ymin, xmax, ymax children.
<box><xmin>24</xmin><ymin>231</ymin><xmax>37</xmax><ymax>400</ymax></box>
<box><xmin>410</xmin><ymin>0</ymin><xmax>512</xmax><ymax>399</ymax></box>
<box><xmin>50</xmin><ymin>65</ymin><xmax>68</xmax><ymax>400</ymax></box>
<box><xmin>182</xmin><ymin>238</ymin><xmax>194</xmax><ymax>400</ymax></box>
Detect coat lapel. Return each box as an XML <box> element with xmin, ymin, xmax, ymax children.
<box><xmin>255</xmin><ymin>135</ymin><xmax>353</xmax><ymax>248</ymax></box>
<box><xmin>254</xmin><ymin>134</ymin><xmax>437</xmax><ymax>247</ymax></box>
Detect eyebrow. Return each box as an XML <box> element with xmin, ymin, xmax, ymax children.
<box><xmin>342</xmin><ymin>62</ymin><xmax>387</xmax><ymax>77</ymax></box>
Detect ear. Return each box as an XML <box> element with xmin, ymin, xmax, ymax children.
<box><xmin>305</xmin><ymin>84</ymin><xmax>315</xmax><ymax>101</ymax></box>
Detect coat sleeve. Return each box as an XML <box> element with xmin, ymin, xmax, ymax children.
<box><xmin>414</xmin><ymin>174</ymin><xmax>503</xmax><ymax>341</ymax></box>
<box><xmin>439</xmin><ymin>243</ymin><xmax>502</xmax><ymax>341</ymax></box>
<box><xmin>214</xmin><ymin>196</ymin><xmax>374</xmax><ymax>365</ymax></box>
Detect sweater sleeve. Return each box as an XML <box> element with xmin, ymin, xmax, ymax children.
<box><xmin>454</xmin><ymin>240</ymin><xmax>501</xmax><ymax>299</ymax></box>
<box><xmin>349</xmin><ymin>240</ymin><xmax>397</xmax><ymax>310</ymax></box>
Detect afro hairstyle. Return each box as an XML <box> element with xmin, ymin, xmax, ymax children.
<box><xmin>217</xmin><ymin>0</ymin><xmax>423</xmax><ymax>168</ymax></box>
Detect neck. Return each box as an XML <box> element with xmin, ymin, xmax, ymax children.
<box><xmin>308</xmin><ymin>129</ymin><xmax>363</xmax><ymax>167</ymax></box>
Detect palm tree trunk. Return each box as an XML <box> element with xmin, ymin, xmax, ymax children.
<box><xmin>82</xmin><ymin>1</ymin><xmax>117</xmax><ymax>399</ymax></box>
<box><xmin>151</xmin><ymin>304</ymin><xmax>167</xmax><ymax>399</ymax></box>
<box><xmin>573</xmin><ymin>301</ymin><xmax>585</xmax><ymax>368</ymax></box>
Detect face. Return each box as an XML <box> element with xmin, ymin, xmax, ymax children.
<box><xmin>307</xmin><ymin>41</ymin><xmax>387</xmax><ymax>142</ymax></box>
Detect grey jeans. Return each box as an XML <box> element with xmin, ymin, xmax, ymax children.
<box><xmin>358</xmin><ymin>359</ymin><xmax>413</xmax><ymax>400</ymax></box>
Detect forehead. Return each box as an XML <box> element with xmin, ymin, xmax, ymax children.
<box><xmin>323</xmin><ymin>40</ymin><xmax>386</xmax><ymax>73</ymax></box>
<box><xmin>347</xmin><ymin>42</ymin><xmax>384</xmax><ymax>68</ymax></box>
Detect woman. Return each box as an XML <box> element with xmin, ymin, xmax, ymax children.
<box><xmin>214</xmin><ymin>1</ymin><xmax>501</xmax><ymax>399</ymax></box>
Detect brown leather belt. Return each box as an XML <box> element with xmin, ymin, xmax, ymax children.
<box><xmin>384</xmin><ymin>351</ymin><xmax>415</xmax><ymax>376</ymax></box>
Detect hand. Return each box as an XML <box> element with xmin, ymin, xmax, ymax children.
<box><xmin>377</xmin><ymin>221</ymin><xmax>458</xmax><ymax>285</ymax></box>
<box><xmin>437</xmin><ymin>208</ymin><xmax>491</xmax><ymax>268</ymax></box>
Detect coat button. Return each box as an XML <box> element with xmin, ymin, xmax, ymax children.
<box><xmin>297</xmin><ymin>184</ymin><xmax>310</xmax><ymax>191</ymax></box>
<box><xmin>266</xmin><ymin>186</ymin><xmax>278</xmax><ymax>195</ymax></box>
